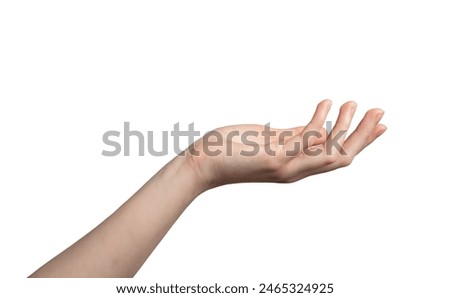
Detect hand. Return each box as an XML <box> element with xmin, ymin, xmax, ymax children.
<box><xmin>30</xmin><ymin>100</ymin><xmax>386</xmax><ymax>278</ymax></box>
<box><xmin>187</xmin><ymin>100</ymin><xmax>386</xmax><ymax>189</ymax></box>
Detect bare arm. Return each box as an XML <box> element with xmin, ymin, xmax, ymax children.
<box><xmin>30</xmin><ymin>156</ymin><xmax>203</xmax><ymax>277</ymax></box>
<box><xmin>30</xmin><ymin>100</ymin><xmax>386</xmax><ymax>277</ymax></box>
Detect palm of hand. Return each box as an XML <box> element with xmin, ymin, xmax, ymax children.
<box><xmin>188</xmin><ymin>100</ymin><xmax>386</xmax><ymax>189</ymax></box>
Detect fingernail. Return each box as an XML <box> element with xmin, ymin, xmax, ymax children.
<box><xmin>377</xmin><ymin>124</ymin><xmax>387</xmax><ymax>136</ymax></box>
<box><xmin>376</xmin><ymin>110</ymin><xmax>384</xmax><ymax>121</ymax></box>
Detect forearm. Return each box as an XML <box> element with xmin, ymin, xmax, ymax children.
<box><xmin>29</xmin><ymin>101</ymin><xmax>385</xmax><ymax>278</ymax></box>
<box><xmin>30</xmin><ymin>155</ymin><xmax>205</xmax><ymax>278</ymax></box>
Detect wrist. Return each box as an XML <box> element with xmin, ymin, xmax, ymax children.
<box><xmin>183</xmin><ymin>146</ymin><xmax>215</xmax><ymax>193</ymax></box>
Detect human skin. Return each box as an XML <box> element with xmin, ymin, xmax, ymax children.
<box><xmin>29</xmin><ymin>100</ymin><xmax>386</xmax><ymax>278</ymax></box>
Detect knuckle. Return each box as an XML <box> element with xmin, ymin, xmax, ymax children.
<box><xmin>340</xmin><ymin>156</ymin><xmax>354</xmax><ymax>167</ymax></box>
<box><xmin>324</xmin><ymin>153</ymin><xmax>339</xmax><ymax>165</ymax></box>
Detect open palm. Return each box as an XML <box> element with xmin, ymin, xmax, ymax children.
<box><xmin>188</xmin><ymin>100</ymin><xmax>386</xmax><ymax>188</ymax></box>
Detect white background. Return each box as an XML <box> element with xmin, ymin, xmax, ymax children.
<box><xmin>1</xmin><ymin>1</ymin><xmax>449</xmax><ymax>297</ymax></box>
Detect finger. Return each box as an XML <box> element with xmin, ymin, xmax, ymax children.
<box><xmin>304</xmin><ymin>99</ymin><xmax>332</xmax><ymax>136</ymax></box>
<box><xmin>283</xmin><ymin>108</ymin><xmax>386</xmax><ymax>181</ymax></box>
<box><xmin>342</xmin><ymin>109</ymin><xmax>385</xmax><ymax>158</ymax></box>
<box><xmin>326</xmin><ymin>101</ymin><xmax>357</xmax><ymax>155</ymax></box>
<box><xmin>284</xmin><ymin>100</ymin><xmax>332</xmax><ymax>156</ymax></box>
<box><xmin>292</xmin><ymin>122</ymin><xmax>387</xmax><ymax>180</ymax></box>
<box><xmin>279</xmin><ymin>126</ymin><xmax>327</xmax><ymax>146</ymax></box>
<box><xmin>309</xmin><ymin>126</ymin><xmax>328</xmax><ymax>146</ymax></box>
